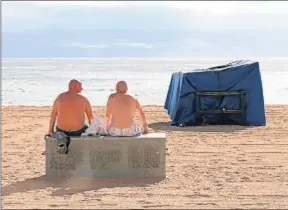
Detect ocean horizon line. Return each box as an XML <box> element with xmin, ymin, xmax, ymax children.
<box><xmin>3</xmin><ymin>56</ymin><xmax>288</xmax><ymax>60</ymax></box>
<box><xmin>3</xmin><ymin>58</ymin><xmax>288</xmax><ymax>105</ymax></box>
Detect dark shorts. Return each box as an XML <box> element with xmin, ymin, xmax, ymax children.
<box><xmin>56</xmin><ymin>125</ymin><xmax>88</xmax><ymax>137</ymax></box>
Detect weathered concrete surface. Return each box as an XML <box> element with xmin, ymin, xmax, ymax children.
<box><xmin>45</xmin><ymin>133</ymin><xmax>166</xmax><ymax>178</ymax></box>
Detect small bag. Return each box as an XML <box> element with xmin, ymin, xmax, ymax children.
<box><xmin>51</xmin><ymin>132</ymin><xmax>71</xmax><ymax>154</ymax></box>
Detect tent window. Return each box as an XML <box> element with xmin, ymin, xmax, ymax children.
<box><xmin>195</xmin><ymin>91</ymin><xmax>246</xmax><ymax>125</ymax></box>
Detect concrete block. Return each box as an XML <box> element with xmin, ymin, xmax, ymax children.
<box><xmin>45</xmin><ymin>133</ymin><xmax>166</xmax><ymax>178</ymax></box>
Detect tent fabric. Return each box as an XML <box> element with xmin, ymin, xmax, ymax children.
<box><xmin>164</xmin><ymin>60</ymin><xmax>266</xmax><ymax>126</ymax></box>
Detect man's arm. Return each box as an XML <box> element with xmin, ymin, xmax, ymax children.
<box><xmin>48</xmin><ymin>97</ymin><xmax>59</xmax><ymax>134</ymax></box>
<box><xmin>84</xmin><ymin>98</ymin><xmax>93</xmax><ymax>125</ymax></box>
<box><xmin>135</xmin><ymin>99</ymin><xmax>148</xmax><ymax>133</ymax></box>
<box><xmin>105</xmin><ymin>95</ymin><xmax>113</xmax><ymax>128</ymax></box>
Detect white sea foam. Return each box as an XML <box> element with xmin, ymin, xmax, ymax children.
<box><xmin>2</xmin><ymin>58</ymin><xmax>288</xmax><ymax>106</ymax></box>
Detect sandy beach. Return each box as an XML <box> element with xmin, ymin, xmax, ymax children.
<box><xmin>2</xmin><ymin>105</ymin><xmax>288</xmax><ymax>209</ymax></box>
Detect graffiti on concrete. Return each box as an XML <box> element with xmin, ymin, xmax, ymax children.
<box><xmin>89</xmin><ymin>150</ymin><xmax>122</xmax><ymax>169</ymax></box>
<box><xmin>128</xmin><ymin>145</ymin><xmax>160</xmax><ymax>168</ymax></box>
<box><xmin>49</xmin><ymin>154</ymin><xmax>76</xmax><ymax>170</ymax></box>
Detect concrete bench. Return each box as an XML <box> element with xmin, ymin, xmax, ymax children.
<box><xmin>45</xmin><ymin>133</ymin><xmax>166</xmax><ymax>178</ymax></box>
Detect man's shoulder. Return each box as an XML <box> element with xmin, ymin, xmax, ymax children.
<box><xmin>109</xmin><ymin>93</ymin><xmax>137</xmax><ymax>102</ymax></box>
<box><xmin>109</xmin><ymin>93</ymin><xmax>124</xmax><ymax>102</ymax></box>
<box><xmin>78</xmin><ymin>94</ymin><xmax>90</xmax><ymax>102</ymax></box>
<box><xmin>56</xmin><ymin>92</ymin><xmax>90</xmax><ymax>104</ymax></box>
<box><xmin>57</xmin><ymin>92</ymin><xmax>66</xmax><ymax>99</ymax></box>
<box><xmin>108</xmin><ymin>93</ymin><xmax>117</xmax><ymax>99</ymax></box>
<box><xmin>127</xmin><ymin>94</ymin><xmax>137</xmax><ymax>101</ymax></box>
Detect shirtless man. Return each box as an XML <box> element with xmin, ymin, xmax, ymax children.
<box><xmin>48</xmin><ymin>79</ymin><xmax>93</xmax><ymax>137</ymax></box>
<box><xmin>105</xmin><ymin>81</ymin><xmax>148</xmax><ymax>136</ymax></box>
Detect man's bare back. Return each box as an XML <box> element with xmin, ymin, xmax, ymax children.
<box><xmin>107</xmin><ymin>94</ymin><xmax>138</xmax><ymax>128</ymax></box>
<box><xmin>56</xmin><ymin>92</ymin><xmax>92</xmax><ymax>130</ymax></box>
<box><xmin>106</xmin><ymin>81</ymin><xmax>148</xmax><ymax>134</ymax></box>
<box><xmin>48</xmin><ymin>80</ymin><xmax>93</xmax><ymax>134</ymax></box>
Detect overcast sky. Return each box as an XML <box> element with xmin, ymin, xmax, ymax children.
<box><xmin>3</xmin><ymin>1</ymin><xmax>288</xmax><ymax>58</ymax></box>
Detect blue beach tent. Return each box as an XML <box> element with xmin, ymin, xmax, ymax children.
<box><xmin>164</xmin><ymin>60</ymin><xmax>266</xmax><ymax>126</ymax></box>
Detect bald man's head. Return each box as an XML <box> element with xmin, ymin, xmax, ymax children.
<box><xmin>116</xmin><ymin>81</ymin><xmax>128</xmax><ymax>94</ymax></box>
<box><xmin>68</xmin><ymin>79</ymin><xmax>82</xmax><ymax>93</ymax></box>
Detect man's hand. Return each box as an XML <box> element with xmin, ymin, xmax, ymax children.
<box><xmin>143</xmin><ymin>125</ymin><xmax>148</xmax><ymax>134</ymax></box>
<box><xmin>48</xmin><ymin>130</ymin><xmax>55</xmax><ymax>136</ymax></box>
<box><xmin>45</xmin><ymin>131</ymin><xmax>54</xmax><ymax>140</ymax></box>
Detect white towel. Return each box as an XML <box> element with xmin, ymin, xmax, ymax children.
<box><xmin>81</xmin><ymin>115</ymin><xmax>108</xmax><ymax>137</ymax></box>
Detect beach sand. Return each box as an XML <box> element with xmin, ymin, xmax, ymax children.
<box><xmin>2</xmin><ymin>105</ymin><xmax>288</xmax><ymax>209</ymax></box>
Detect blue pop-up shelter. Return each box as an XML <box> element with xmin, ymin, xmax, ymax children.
<box><xmin>164</xmin><ymin>60</ymin><xmax>266</xmax><ymax>126</ymax></box>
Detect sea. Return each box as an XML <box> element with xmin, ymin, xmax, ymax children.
<box><xmin>2</xmin><ymin>58</ymin><xmax>288</xmax><ymax>106</ymax></box>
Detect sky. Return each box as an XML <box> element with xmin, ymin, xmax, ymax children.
<box><xmin>2</xmin><ymin>1</ymin><xmax>288</xmax><ymax>58</ymax></box>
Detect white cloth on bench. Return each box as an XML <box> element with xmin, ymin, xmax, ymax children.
<box><xmin>82</xmin><ymin>115</ymin><xmax>108</xmax><ymax>137</ymax></box>
<box><xmin>81</xmin><ymin>115</ymin><xmax>142</xmax><ymax>137</ymax></box>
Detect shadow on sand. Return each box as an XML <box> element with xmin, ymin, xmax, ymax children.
<box><xmin>149</xmin><ymin>122</ymin><xmax>248</xmax><ymax>133</ymax></box>
<box><xmin>2</xmin><ymin>175</ymin><xmax>164</xmax><ymax>197</ymax></box>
